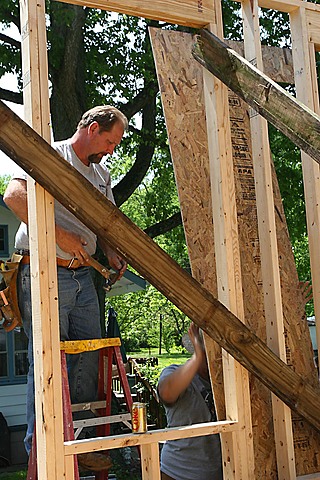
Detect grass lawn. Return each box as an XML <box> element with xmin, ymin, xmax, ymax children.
<box><xmin>128</xmin><ymin>347</ymin><xmax>191</xmax><ymax>370</ymax></box>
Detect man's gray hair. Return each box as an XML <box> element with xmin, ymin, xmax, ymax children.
<box><xmin>77</xmin><ymin>105</ymin><xmax>128</xmax><ymax>132</ymax></box>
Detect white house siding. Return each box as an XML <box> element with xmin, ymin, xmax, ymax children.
<box><xmin>0</xmin><ymin>200</ymin><xmax>20</xmax><ymax>260</ymax></box>
<box><xmin>0</xmin><ymin>384</ymin><xmax>27</xmax><ymax>427</ymax></box>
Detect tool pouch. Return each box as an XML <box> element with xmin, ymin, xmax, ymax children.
<box><xmin>0</xmin><ymin>254</ymin><xmax>23</xmax><ymax>332</ymax></box>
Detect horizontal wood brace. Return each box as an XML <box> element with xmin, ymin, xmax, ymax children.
<box><xmin>64</xmin><ymin>420</ymin><xmax>239</xmax><ymax>454</ymax></box>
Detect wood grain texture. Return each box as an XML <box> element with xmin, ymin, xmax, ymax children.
<box><xmin>306</xmin><ymin>10</ymin><xmax>320</xmax><ymax>49</ymax></box>
<box><xmin>0</xmin><ymin>99</ymin><xmax>320</xmax><ymax>433</ymax></box>
<box><xmin>227</xmin><ymin>41</ymin><xmax>294</xmax><ymax>84</ymax></box>
<box><xmin>231</xmin><ymin>0</ymin><xmax>320</xmax><ymax>14</ymax></box>
<box><xmin>150</xmin><ymin>28</ymin><xmax>320</xmax><ymax>477</ymax></box>
<box><xmin>20</xmin><ymin>0</ymin><xmax>65</xmax><ymax>478</ymax></box>
<box><xmin>58</xmin><ymin>0</ymin><xmax>215</xmax><ymax>27</ymax></box>
<box><xmin>193</xmin><ymin>29</ymin><xmax>320</xmax><ymax>165</ymax></box>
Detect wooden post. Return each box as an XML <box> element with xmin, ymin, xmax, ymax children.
<box><xmin>141</xmin><ymin>443</ymin><xmax>161</xmax><ymax>480</ymax></box>
<box><xmin>20</xmin><ymin>0</ymin><xmax>64</xmax><ymax>478</ymax></box>
<box><xmin>241</xmin><ymin>0</ymin><xmax>296</xmax><ymax>477</ymax></box>
<box><xmin>290</xmin><ymin>6</ymin><xmax>320</xmax><ymax>371</ymax></box>
<box><xmin>202</xmin><ymin>1</ymin><xmax>255</xmax><ymax>477</ymax></box>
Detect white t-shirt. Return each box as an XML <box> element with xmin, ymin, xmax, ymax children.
<box><xmin>14</xmin><ymin>139</ymin><xmax>115</xmax><ymax>259</ymax></box>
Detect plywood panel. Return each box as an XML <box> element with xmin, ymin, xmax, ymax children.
<box><xmin>58</xmin><ymin>0</ymin><xmax>215</xmax><ymax>28</ymax></box>
<box><xmin>227</xmin><ymin>41</ymin><xmax>294</xmax><ymax>84</ymax></box>
<box><xmin>149</xmin><ymin>27</ymin><xmax>223</xmax><ymax>412</ymax></box>
<box><xmin>150</xmin><ymin>28</ymin><xmax>320</xmax><ymax>477</ymax></box>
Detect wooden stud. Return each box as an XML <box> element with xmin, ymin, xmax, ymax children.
<box><xmin>20</xmin><ymin>0</ymin><xmax>65</xmax><ymax>479</ymax></box>
<box><xmin>290</xmin><ymin>5</ymin><xmax>320</xmax><ymax>399</ymax></box>
<box><xmin>241</xmin><ymin>0</ymin><xmax>296</xmax><ymax>477</ymax></box>
<box><xmin>306</xmin><ymin>10</ymin><xmax>320</xmax><ymax>50</ymax></box>
<box><xmin>203</xmin><ymin>3</ymin><xmax>255</xmax><ymax>476</ymax></box>
<box><xmin>140</xmin><ymin>443</ymin><xmax>161</xmax><ymax>480</ymax></box>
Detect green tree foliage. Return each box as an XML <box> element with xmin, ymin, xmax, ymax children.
<box><xmin>0</xmin><ymin>174</ymin><xmax>11</xmax><ymax>194</ymax></box>
<box><xmin>107</xmin><ymin>284</ymin><xmax>189</xmax><ymax>354</ymax></box>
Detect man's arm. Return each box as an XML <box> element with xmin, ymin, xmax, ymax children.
<box><xmin>158</xmin><ymin>323</ymin><xmax>206</xmax><ymax>405</ymax></box>
<box><xmin>3</xmin><ymin>179</ymin><xmax>28</xmax><ymax>224</ymax></box>
<box><xmin>4</xmin><ymin>179</ymin><xmax>90</xmax><ymax>263</ymax></box>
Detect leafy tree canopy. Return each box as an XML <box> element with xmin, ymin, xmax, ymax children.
<box><xmin>0</xmin><ymin>174</ymin><xmax>11</xmax><ymax>195</ymax></box>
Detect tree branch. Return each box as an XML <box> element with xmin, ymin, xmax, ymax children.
<box><xmin>121</xmin><ymin>80</ymin><xmax>159</xmax><ymax>120</ymax></box>
<box><xmin>0</xmin><ymin>33</ymin><xmax>20</xmax><ymax>50</ymax></box>
<box><xmin>0</xmin><ymin>88</ymin><xmax>23</xmax><ymax>104</ymax></box>
<box><xmin>144</xmin><ymin>211</ymin><xmax>182</xmax><ymax>238</ymax></box>
<box><xmin>113</xmin><ymin>91</ymin><xmax>157</xmax><ymax>206</ymax></box>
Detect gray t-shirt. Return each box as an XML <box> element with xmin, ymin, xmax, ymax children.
<box><xmin>14</xmin><ymin>139</ymin><xmax>115</xmax><ymax>259</ymax></box>
<box><xmin>158</xmin><ymin>364</ymin><xmax>222</xmax><ymax>480</ymax></box>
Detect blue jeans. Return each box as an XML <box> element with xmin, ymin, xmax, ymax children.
<box><xmin>18</xmin><ymin>264</ymin><xmax>101</xmax><ymax>454</ymax></box>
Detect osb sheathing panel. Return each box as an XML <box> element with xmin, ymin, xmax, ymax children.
<box><xmin>227</xmin><ymin>40</ymin><xmax>294</xmax><ymax>84</ymax></box>
<box><xmin>150</xmin><ymin>28</ymin><xmax>320</xmax><ymax>477</ymax></box>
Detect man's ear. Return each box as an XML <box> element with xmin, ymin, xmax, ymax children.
<box><xmin>88</xmin><ymin>121</ymin><xmax>99</xmax><ymax>135</ymax></box>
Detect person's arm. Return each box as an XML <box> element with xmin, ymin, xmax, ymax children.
<box><xmin>158</xmin><ymin>323</ymin><xmax>206</xmax><ymax>404</ymax></box>
<box><xmin>3</xmin><ymin>179</ymin><xmax>29</xmax><ymax>224</ymax></box>
<box><xmin>4</xmin><ymin>178</ymin><xmax>90</xmax><ymax>263</ymax></box>
<box><xmin>98</xmin><ymin>237</ymin><xmax>127</xmax><ymax>279</ymax></box>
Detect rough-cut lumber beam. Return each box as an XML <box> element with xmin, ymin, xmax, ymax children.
<box><xmin>192</xmin><ymin>29</ymin><xmax>320</xmax><ymax>165</ymax></box>
<box><xmin>0</xmin><ymin>100</ymin><xmax>320</xmax><ymax>433</ymax></box>
<box><xmin>57</xmin><ymin>0</ymin><xmax>215</xmax><ymax>28</ymax></box>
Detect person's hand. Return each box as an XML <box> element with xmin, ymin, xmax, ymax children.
<box><xmin>107</xmin><ymin>250</ymin><xmax>127</xmax><ymax>279</ymax></box>
<box><xmin>55</xmin><ymin>225</ymin><xmax>89</xmax><ymax>264</ymax></box>
<box><xmin>188</xmin><ymin>323</ymin><xmax>205</xmax><ymax>362</ymax></box>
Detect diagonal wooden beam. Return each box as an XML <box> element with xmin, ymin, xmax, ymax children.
<box><xmin>192</xmin><ymin>29</ymin><xmax>320</xmax><ymax>165</ymax></box>
<box><xmin>0</xmin><ymin>99</ymin><xmax>320</xmax><ymax>433</ymax></box>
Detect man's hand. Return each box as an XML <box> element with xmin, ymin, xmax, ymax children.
<box><xmin>106</xmin><ymin>250</ymin><xmax>127</xmax><ymax>279</ymax></box>
<box><xmin>55</xmin><ymin>224</ymin><xmax>89</xmax><ymax>264</ymax></box>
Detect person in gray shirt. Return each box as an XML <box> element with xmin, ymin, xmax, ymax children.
<box><xmin>157</xmin><ymin>323</ymin><xmax>223</xmax><ymax>480</ymax></box>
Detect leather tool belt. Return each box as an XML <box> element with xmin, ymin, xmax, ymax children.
<box><xmin>18</xmin><ymin>250</ymin><xmax>88</xmax><ymax>269</ymax></box>
<box><xmin>0</xmin><ymin>253</ymin><xmax>23</xmax><ymax>332</ymax></box>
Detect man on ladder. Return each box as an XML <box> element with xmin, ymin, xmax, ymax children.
<box><xmin>3</xmin><ymin>105</ymin><xmax>128</xmax><ymax>473</ymax></box>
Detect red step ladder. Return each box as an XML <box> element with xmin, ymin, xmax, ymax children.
<box><xmin>27</xmin><ymin>338</ymin><xmax>134</xmax><ymax>480</ymax></box>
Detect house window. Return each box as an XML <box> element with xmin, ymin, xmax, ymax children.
<box><xmin>0</xmin><ymin>326</ymin><xmax>28</xmax><ymax>384</ymax></box>
<box><xmin>0</xmin><ymin>225</ymin><xmax>9</xmax><ymax>257</ymax></box>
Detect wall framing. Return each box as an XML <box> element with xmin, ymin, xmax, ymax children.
<box><xmin>17</xmin><ymin>0</ymin><xmax>320</xmax><ymax>479</ymax></box>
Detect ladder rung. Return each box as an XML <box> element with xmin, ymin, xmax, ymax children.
<box><xmin>60</xmin><ymin>338</ymin><xmax>121</xmax><ymax>353</ymax></box>
<box><xmin>71</xmin><ymin>400</ymin><xmax>107</xmax><ymax>413</ymax></box>
<box><xmin>73</xmin><ymin>413</ymin><xmax>131</xmax><ymax>429</ymax></box>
